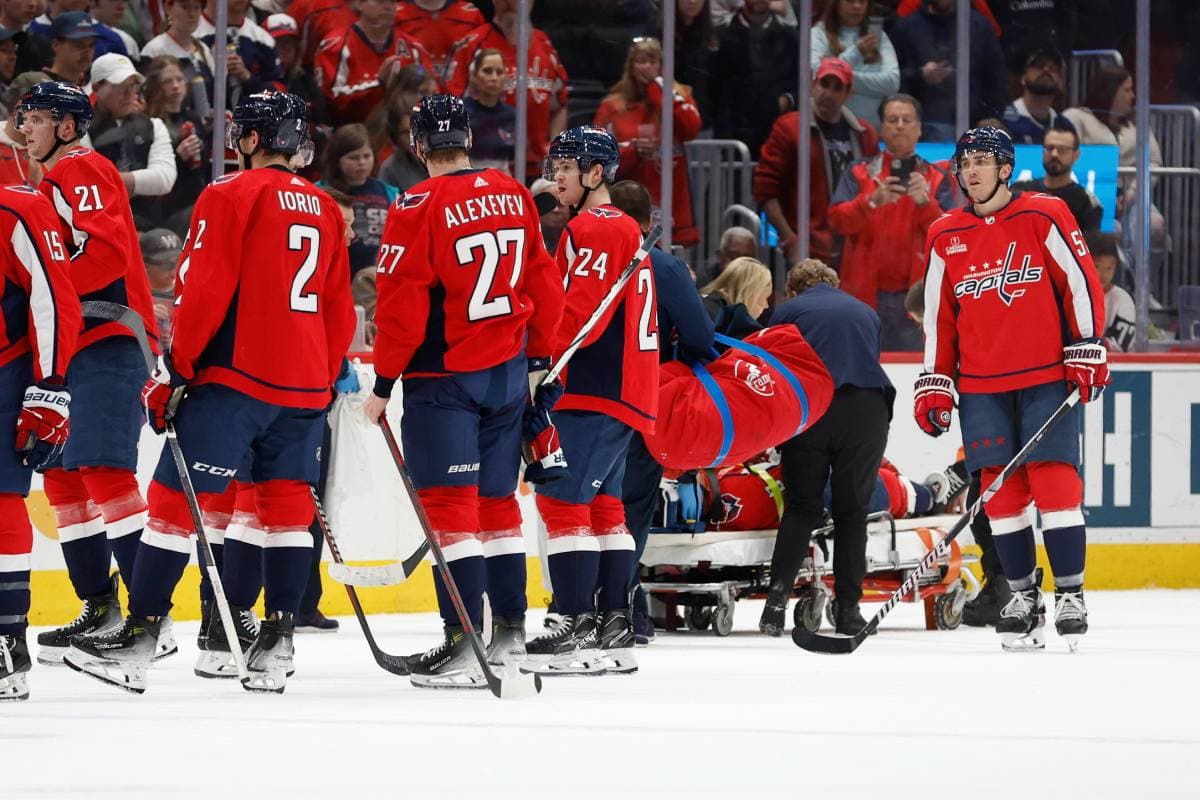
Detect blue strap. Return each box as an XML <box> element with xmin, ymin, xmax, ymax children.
<box><xmin>714</xmin><ymin>333</ymin><xmax>811</xmax><ymax>434</ymax></box>
<box><xmin>691</xmin><ymin>362</ymin><xmax>734</xmax><ymax>468</ymax></box>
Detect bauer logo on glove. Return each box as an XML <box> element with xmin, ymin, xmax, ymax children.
<box><xmin>16</xmin><ymin>381</ymin><xmax>71</xmax><ymax>469</ymax></box>
<box><xmin>521</xmin><ymin>381</ymin><xmax>568</xmax><ymax>484</ymax></box>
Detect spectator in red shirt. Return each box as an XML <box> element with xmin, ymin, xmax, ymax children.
<box><xmin>394</xmin><ymin>0</ymin><xmax>483</xmax><ymax>76</ymax></box>
<box><xmin>753</xmin><ymin>56</ymin><xmax>880</xmax><ymax>267</ymax></box>
<box><xmin>441</xmin><ymin>0</ymin><xmax>568</xmax><ymax>177</ymax></box>
<box><xmin>593</xmin><ymin>36</ymin><xmax>702</xmax><ymax>248</ymax></box>
<box><xmin>288</xmin><ymin>0</ymin><xmax>356</xmax><ymax>67</ymax></box>
<box><xmin>313</xmin><ymin>0</ymin><xmax>435</xmax><ymax>125</ymax></box>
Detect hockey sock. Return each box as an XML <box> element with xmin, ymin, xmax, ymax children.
<box><xmin>546</xmin><ymin>546</ymin><xmax>599</xmax><ymax>616</ymax></box>
<box><xmin>44</xmin><ymin>469</ymin><xmax>111</xmax><ymax>599</ymax></box>
<box><xmin>592</xmin><ymin>494</ymin><xmax>634</xmax><ymax>612</ymax></box>
<box><xmin>1041</xmin><ymin>510</ymin><xmax>1086</xmax><ymax>590</ymax></box>
<box><xmin>257</xmin><ymin>480</ymin><xmax>320</xmax><ymax>616</ymax></box>
<box><xmin>0</xmin><ymin>497</ymin><xmax>32</xmax><ymax>636</ymax></box>
<box><xmin>433</xmin><ymin>551</ymin><xmax>486</xmax><ymax>629</ymax></box>
<box><xmin>129</xmin><ymin>482</ymin><xmax>198</xmax><ymax>618</ymax></box>
<box><xmin>80</xmin><ymin>467</ymin><xmax>148</xmax><ymax>586</ymax></box>
<box><xmin>223</xmin><ymin>538</ymin><xmax>264</xmax><ymax>607</ymax></box>
<box><xmin>197</xmin><ymin>481</ymin><xmax>237</xmax><ymax>606</ymax></box>
<box><xmin>910</xmin><ymin>481</ymin><xmax>934</xmax><ymax>515</ymax></box>
<box><xmin>480</xmin><ymin>496</ymin><xmax>525</xmax><ymax>619</ymax></box>
<box><xmin>991</xmin><ymin>518</ymin><xmax>1038</xmax><ymax>591</ymax></box>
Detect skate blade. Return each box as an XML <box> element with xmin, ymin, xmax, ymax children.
<box><xmin>154</xmin><ymin>638</ymin><xmax>179</xmax><ymax>661</ymax></box>
<box><xmin>1062</xmin><ymin>634</ymin><xmax>1082</xmax><ymax>653</ymax></box>
<box><xmin>598</xmin><ymin>649</ymin><xmax>638</xmax><ymax>675</ymax></box>
<box><xmin>63</xmin><ymin>652</ymin><xmax>147</xmax><ymax>694</ymax></box>
<box><xmin>520</xmin><ymin>651</ymin><xmax>607</xmax><ymax>677</ymax></box>
<box><xmin>241</xmin><ymin>669</ymin><xmax>287</xmax><ymax>694</ymax></box>
<box><xmin>0</xmin><ymin>672</ymin><xmax>30</xmax><ymax>701</ymax></box>
<box><xmin>36</xmin><ymin>645</ymin><xmax>67</xmax><ymax>666</ymax></box>
<box><xmin>194</xmin><ymin>650</ymin><xmax>240</xmax><ymax>679</ymax></box>
<box><xmin>1001</xmin><ymin>630</ymin><xmax>1046</xmax><ymax>652</ymax></box>
<box><xmin>410</xmin><ymin>668</ymin><xmax>489</xmax><ymax>690</ymax></box>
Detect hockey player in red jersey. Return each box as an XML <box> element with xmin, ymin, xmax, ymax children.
<box><xmin>524</xmin><ymin>126</ymin><xmax>658</xmax><ymax>676</ymax></box>
<box><xmin>65</xmin><ymin>91</ymin><xmax>357</xmax><ymax>694</ymax></box>
<box><xmin>916</xmin><ymin>126</ymin><xmax>1107</xmax><ymax>652</ymax></box>
<box><xmin>0</xmin><ymin>185</ymin><xmax>81</xmax><ymax>701</ymax></box>
<box><xmin>363</xmin><ymin>94</ymin><xmax>563</xmax><ymax>688</ymax></box>
<box><xmin>14</xmin><ymin>82</ymin><xmax>166</xmax><ymax>666</ymax></box>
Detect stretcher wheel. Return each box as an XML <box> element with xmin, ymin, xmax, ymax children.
<box><xmin>688</xmin><ymin>605</ymin><xmax>713</xmax><ymax>631</ymax></box>
<box><xmin>793</xmin><ymin>590</ymin><xmax>824</xmax><ymax>632</ymax></box>
<box><xmin>712</xmin><ymin>602</ymin><xmax>734</xmax><ymax>636</ymax></box>
<box><xmin>934</xmin><ymin>591</ymin><xmax>963</xmax><ymax>630</ymax></box>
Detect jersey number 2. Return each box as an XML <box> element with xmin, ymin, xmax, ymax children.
<box><xmin>456</xmin><ymin>229</ymin><xmax>525</xmax><ymax>321</ymax></box>
<box><xmin>636</xmin><ymin>267</ymin><xmax>658</xmax><ymax>351</ymax></box>
<box><xmin>289</xmin><ymin>224</ymin><xmax>320</xmax><ymax>313</ymax></box>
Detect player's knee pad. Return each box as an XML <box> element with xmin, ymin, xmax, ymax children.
<box><xmin>980</xmin><ymin>465</ymin><xmax>1034</xmax><ymax>533</ymax></box>
<box><xmin>0</xmin><ymin>494</ymin><xmax>32</xmax><ymax>554</ymax></box>
<box><xmin>78</xmin><ymin>466</ymin><xmax>147</xmax><ymax>537</ymax></box>
<box><xmin>1026</xmin><ymin>461</ymin><xmax>1084</xmax><ymax>527</ymax></box>
<box><xmin>253</xmin><ymin>480</ymin><xmax>314</xmax><ymax>547</ymax></box>
<box><xmin>536</xmin><ymin>493</ymin><xmax>591</xmax><ymax>536</ymax></box>
<box><xmin>417</xmin><ymin>485</ymin><xmax>480</xmax><ymax>537</ymax></box>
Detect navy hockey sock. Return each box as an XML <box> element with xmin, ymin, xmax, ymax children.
<box><xmin>434</xmin><ymin>554</ymin><xmax>485</xmax><ymax>628</ymax></box>
<box><xmin>222</xmin><ymin>539</ymin><xmax>264</xmax><ymax>607</ymax></box>
<box><xmin>1042</xmin><ymin>514</ymin><xmax>1086</xmax><ymax>589</ymax></box>
<box><xmin>0</xmin><ymin>562</ymin><xmax>29</xmax><ymax>636</ymax></box>
<box><xmin>597</xmin><ymin>549</ymin><xmax>635</xmax><ymax>612</ymax></box>
<box><xmin>992</xmin><ymin>524</ymin><xmax>1038</xmax><ymax>591</ymax></box>
<box><xmin>108</xmin><ymin>531</ymin><xmax>140</xmax><ymax>586</ymax></box>
<box><xmin>128</xmin><ymin>538</ymin><xmax>191</xmax><ymax>618</ymax></box>
<box><xmin>197</xmin><ymin>540</ymin><xmax>223</xmax><ymax>605</ymax></box>
<box><xmin>911</xmin><ymin>482</ymin><xmax>934</xmax><ymax>515</ymax></box>
<box><xmin>60</xmin><ymin>533</ymin><xmax>113</xmax><ymax>599</ymax></box>
<box><xmin>262</xmin><ymin>544</ymin><xmax>310</xmax><ymax>617</ymax></box>
<box><xmin>484</xmin><ymin>553</ymin><xmax>527</xmax><ymax>620</ymax></box>
<box><xmin>547</xmin><ymin>549</ymin><xmax>600</xmax><ymax>615</ymax></box>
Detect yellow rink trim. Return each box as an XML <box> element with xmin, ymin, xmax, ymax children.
<box><xmin>27</xmin><ymin>545</ymin><xmax>1200</xmax><ymax>626</ymax></box>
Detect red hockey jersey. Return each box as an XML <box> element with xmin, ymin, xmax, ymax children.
<box><xmin>441</xmin><ymin>23</ymin><xmax>568</xmax><ymax>174</ymax></box>
<box><xmin>40</xmin><ymin>146</ymin><xmax>158</xmax><ymax>356</ymax></box>
<box><xmin>169</xmin><ymin>166</ymin><xmax>356</xmax><ymax>409</ymax></box>
<box><xmin>373</xmin><ymin>167</ymin><xmax>564</xmax><ymax>391</ymax></box>
<box><xmin>394</xmin><ymin>0</ymin><xmax>483</xmax><ymax>76</ymax></box>
<box><xmin>288</xmin><ymin>0</ymin><xmax>357</xmax><ymax>65</ymax></box>
<box><xmin>552</xmin><ymin>205</ymin><xmax>657</xmax><ymax>433</ymax></box>
<box><xmin>313</xmin><ymin>24</ymin><xmax>436</xmax><ymax>125</ymax></box>
<box><xmin>923</xmin><ymin>191</ymin><xmax>1105</xmax><ymax>394</ymax></box>
<box><xmin>0</xmin><ymin>185</ymin><xmax>80</xmax><ymax>379</ymax></box>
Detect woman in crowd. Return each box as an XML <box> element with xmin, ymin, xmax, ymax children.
<box><xmin>594</xmin><ymin>36</ymin><xmax>703</xmax><ymax>248</ymax></box>
<box><xmin>810</xmin><ymin>0</ymin><xmax>899</xmax><ymax>127</ymax></box>
<box><xmin>142</xmin><ymin>55</ymin><xmax>210</xmax><ymax>236</ymax></box>
<box><xmin>318</xmin><ymin>123</ymin><xmax>399</xmax><ymax>276</ymax></box>
<box><xmin>141</xmin><ymin>0</ymin><xmax>215</xmax><ymax>113</ymax></box>
<box><xmin>700</xmin><ymin>255</ymin><xmax>773</xmax><ymax>340</ymax></box>
<box><xmin>464</xmin><ymin>48</ymin><xmax>516</xmax><ymax>173</ymax></box>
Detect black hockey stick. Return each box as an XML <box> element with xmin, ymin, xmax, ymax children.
<box><xmin>309</xmin><ymin>485</ymin><xmax>411</xmax><ymax>675</ymax></box>
<box><xmin>379</xmin><ymin>417</ymin><xmax>542</xmax><ymax>699</ymax></box>
<box><xmin>793</xmin><ymin>388</ymin><xmax>1081</xmax><ymax>655</ymax></box>
<box><xmin>80</xmin><ymin>300</ymin><xmax>250</xmax><ymax>682</ymax></box>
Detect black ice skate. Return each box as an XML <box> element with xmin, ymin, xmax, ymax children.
<box><xmin>63</xmin><ymin>615</ymin><xmax>161</xmax><ymax>694</ymax></box>
<box><xmin>596</xmin><ymin>609</ymin><xmax>638</xmax><ymax>674</ymax></box>
<box><xmin>1054</xmin><ymin>588</ymin><xmax>1088</xmax><ymax>652</ymax></box>
<box><xmin>929</xmin><ymin>460</ymin><xmax>970</xmax><ymax>513</ymax></box>
<box><xmin>962</xmin><ymin>573</ymin><xmax>1012</xmax><ymax>627</ymax></box>
<box><xmin>36</xmin><ymin>574</ymin><xmax>123</xmax><ymax>665</ymax></box>
<box><xmin>195</xmin><ymin>604</ymin><xmax>259</xmax><ymax>679</ymax></box>
<box><xmin>522</xmin><ymin>612</ymin><xmax>605</xmax><ymax>676</ymax></box>
<box><xmin>409</xmin><ymin>625</ymin><xmax>486</xmax><ymax>689</ymax></box>
<box><xmin>0</xmin><ymin>635</ymin><xmax>31</xmax><ymax>701</ymax></box>
<box><xmin>485</xmin><ymin>616</ymin><xmax>526</xmax><ymax>672</ymax></box>
<box><xmin>242</xmin><ymin>613</ymin><xmax>295</xmax><ymax>694</ymax></box>
<box><xmin>997</xmin><ymin>585</ymin><xmax>1046</xmax><ymax>651</ymax></box>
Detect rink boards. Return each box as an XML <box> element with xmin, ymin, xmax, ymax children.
<box><xmin>25</xmin><ymin>353</ymin><xmax>1200</xmax><ymax>623</ymax></box>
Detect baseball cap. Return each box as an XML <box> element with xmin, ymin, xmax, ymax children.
<box><xmin>1024</xmin><ymin>47</ymin><xmax>1065</xmax><ymax>70</ymax></box>
<box><xmin>265</xmin><ymin>14</ymin><xmax>299</xmax><ymax>39</ymax></box>
<box><xmin>140</xmin><ymin>228</ymin><xmax>183</xmax><ymax>269</ymax></box>
<box><xmin>0</xmin><ymin>26</ymin><xmax>22</xmax><ymax>44</ymax></box>
<box><xmin>51</xmin><ymin>11</ymin><xmax>97</xmax><ymax>40</ymax></box>
<box><xmin>3</xmin><ymin>71</ymin><xmax>50</xmax><ymax>111</ymax></box>
<box><xmin>815</xmin><ymin>56</ymin><xmax>853</xmax><ymax>87</ymax></box>
<box><xmin>91</xmin><ymin>53</ymin><xmax>144</xmax><ymax>86</ymax></box>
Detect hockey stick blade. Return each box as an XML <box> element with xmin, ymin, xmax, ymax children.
<box><xmin>327</xmin><ymin>541</ymin><xmax>430</xmax><ymax>587</ymax></box>
<box><xmin>792</xmin><ymin>389</ymin><xmax>1080</xmax><ymax>655</ymax></box>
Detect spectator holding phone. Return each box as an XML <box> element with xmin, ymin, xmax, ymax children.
<box><xmin>827</xmin><ymin>93</ymin><xmax>956</xmax><ymax>351</ymax></box>
<box><xmin>809</xmin><ymin>0</ymin><xmax>899</xmax><ymax>128</ymax></box>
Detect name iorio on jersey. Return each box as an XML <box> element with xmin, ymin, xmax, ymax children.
<box><xmin>277</xmin><ymin>189</ymin><xmax>323</xmax><ymax>216</ymax></box>
<box><xmin>443</xmin><ymin>193</ymin><xmax>526</xmax><ymax>228</ymax></box>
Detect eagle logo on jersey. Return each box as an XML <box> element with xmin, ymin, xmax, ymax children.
<box><xmin>734</xmin><ymin>360</ymin><xmax>776</xmax><ymax>397</ymax></box>
<box><xmin>718</xmin><ymin>493</ymin><xmax>743</xmax><ymax>524</ymax></box>
<box><xmin>588</xmin><ymin>207</ymin><xmax>622</xmax><ymax>219</ymax></box>
<box><xmin>951</xmin><ymin>241</ymin><xmax>1044</xmax><ymax>307</ymax></box>
<box><xmin>397</xmin><ymin>190</ymin><xmax>430</xmax><ymax>211</ymax></box>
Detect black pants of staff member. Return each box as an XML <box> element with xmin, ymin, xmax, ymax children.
<box><xmin>300</xmin><ymin>417</ymin><xmax>333</xmax><ymax>617</ymax></box>
<box><xmin>766</xmin><ymin>386</ymin><xmax>890</xmax><ymax>607</ymax></box>
<box><xmin>621</xmin><ymin>432</ymin><xmax>664</xmax><ymax>617</ymax></box>
<box><xmin>966</xmin><ymin>472</ymin><xmax>1002</xmax><ymax>578</ymax></box>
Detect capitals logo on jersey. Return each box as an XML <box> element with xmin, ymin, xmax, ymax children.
<box><xmin>397</xmin><ymin>190</ymin><xmax>430</xmax><ymax>211</ymax></box>
<box><xmin>951</xmin><ymin>240</ymin><xmax>1044</xmax><ymax>307</ymax></box>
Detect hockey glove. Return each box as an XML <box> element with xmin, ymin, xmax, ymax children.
<box><xmin>141</xmin><ymin>356</ymin><xmax>188</xmax><ymax>434</ymax></box>
<box><xmin>527</xmin><ymin>355</ymin><xmax>551</xmax><ymax>401</ymax></box>
<box><xmin>913</xmin><ymin>373</ymin><xmax>956</xmax><ymax>437</ymax></box>
<box><xmin>522</xmin><ymin>381</ymin><xmax>568</xmax><ymax>485</ymax></box>
<box><xmin>1063</xmin><ymin>338</ymin><xmax>1110</xmax><ymax>403</ymax></box>
<box><xmin>16</xmin><ymin>381</ymin><xmax>70</xmax><ymax>469</ymax></box>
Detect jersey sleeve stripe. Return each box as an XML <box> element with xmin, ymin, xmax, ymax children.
<box><xmin>922</xmin><ymin>247</ymin><xmax>946</xmax><ymax>373</ymax></box>
<box><xmin>1042</xmin><ymin>223</ymin><xmax>1097</xmax><ymax>339</ymax></box>
<box><xmin>48</xmin><ymin>181</ymin><xmax>89</xmax><ymax>257</ymax></box>
<box><xmin>8</xmin><ymin>215</ymin><xmax>60</xmax><ymax>379</ymax></box>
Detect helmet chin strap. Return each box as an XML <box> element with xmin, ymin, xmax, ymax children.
<box><xmin>36</xmin><ymin>123</ymin><xmax>78</xmax><ymax>164</ymax></box>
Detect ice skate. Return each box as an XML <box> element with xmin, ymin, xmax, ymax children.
<box><xmin>409</xmin><ymin>625</ymin><xmax>486</xmax><ymax>689</ymax></box>
<box><xmin>195</xmin><ymin>604</ymin><xmax>259</xmax><ymax>679</ymax></box>
<box><xmin>154</xmin><ymin>616</ymin><xmax>178</xmax><ymax>661</ymax></box>
<box><xmin>596</xmin><ymin>609</ymin><xmax>638</xmax><ymax>674</ymax></box>
<box><xmin>242</xmin><ymin>613</ymin><xmax>295</xmax><ymax>694</ymax></box>
<box><xmin>36</xmin><ymin>574</ymin><xmax>123</xmax><ymax>665</ymax></box>
<box><xmin>930</xmin><ymin>459</ymin><xmax>970</xmax><ymax>513</ymax></box>
<box><xmin>1054</xmin><ymin>588</ymin><xmax>1088</xmax><ymax>652</ymax></box>
<box><xmin>962</xmin><ymin>572</ymin><xmax>1012</xmax><ymax>627</ymax></box>
<box><xmin>997</xmin><ymin>585</ymin><xmax>1046</xmax><ymax>651</ymax></box>
<box><xmin>0</xmin><ymin>635</ymin><xmax>31</xmax><ymax>701</ymax></box>
<box><xmin>63</xmin><ymin>616</ymin><xmax>160</xmax><ymax>694</ymax></box>
<box><xmin>485</xmin><ymin>616</ymin><xmax>526</xmax><ymax>672</ymax></box>
<box><xmin>522</xmin><ymin>612</ymin><xmax>605</xmax><ymax>676</ymax></box>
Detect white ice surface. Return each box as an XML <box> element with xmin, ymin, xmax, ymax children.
<box><xmin>7</xmin><ymin>591</ymin><xmax>1199</xmax><ymax>800</ymax></box>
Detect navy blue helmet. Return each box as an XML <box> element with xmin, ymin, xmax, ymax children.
<box><xmin>227</xmin><ymin>90</ymin><xmax>313</xmax><ymax>164</ymax></box>
<box><xmin>16</xmin><ymin>81</ymin><xmax>94</xmax><ymax>135</ymax></box>
<box><xmin>544</xmin><ymin>125</ymin><xmax>620</xmax><ymax>184</ymax></box>
<box><xmin>952</xmin><ymin>126</ymin><xmax>1015</xmax><ymax>177</ymax></box>
<box><xmin>411</xmin><ymin>94</ymin><xmax>471</xmax><ymax>154</ymax></box>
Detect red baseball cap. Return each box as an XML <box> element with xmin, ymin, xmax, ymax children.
<box><xmin>815</xmin><ymin>56</ymin><xmax>853</xmax><ymax>88</ymax></box>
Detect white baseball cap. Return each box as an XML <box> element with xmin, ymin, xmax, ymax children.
<box><xmin>91</xmin><ymin>53</ymin><xmax>144</xmax><ymax>87</ymax></box>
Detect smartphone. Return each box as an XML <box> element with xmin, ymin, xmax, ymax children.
<box><xmin>868</xmin><ymin>15</ymin><xmax>884</xmax><ymax>39</ymax></box>
<box><xmin>892</xmin><ymin>156</ymin><xmax>916</xmax><ymax>188</ymax></box>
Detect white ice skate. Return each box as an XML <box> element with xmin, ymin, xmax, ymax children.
<box><xmin>409</xmin><ymin>627</ymin><xmax>487</xmax><ymax>690</ymax></box>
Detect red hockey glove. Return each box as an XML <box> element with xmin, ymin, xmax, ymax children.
<box><xmin>913</xmin><ymin>373</ymin><xmax>956</xmax><ymax>437</ymax></box>
<box><xmin>522</xmin><ymin>381</ymin><xmax>568</xmax><ymax>485</ymax></box>
<box><xmin>16</xmin><ymin>381</ymin><xmax>70</xmax><ymax>469</ymax></box>
<box><xmin>141</xmin><ymin>356</ymin><xmax>187</xmax><ymax>434</ymax></box>
<box><xmin>1063</xmin><ymin>338</ymin><xmax>1110</xmax><ymax>403</ymax></box>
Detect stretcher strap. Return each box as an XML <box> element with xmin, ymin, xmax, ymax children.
<box><xmin>915</xmin><ymin>527</ymin><xmax>963</xmax><ymax>586</ymax></box>
<box><xmin>747</xmin><ymin>463</ymin><xmax>785</xmax><ymax>520</ymax></box>
<box><xmin>691</xmin><ymin>362</ymin><xmax>735</xmax><ymax>468</ymax></box>
<box><xmin>714</xmin><ymin>333</ymin><xmax>811</xmax><ymax>434</ymax></box>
